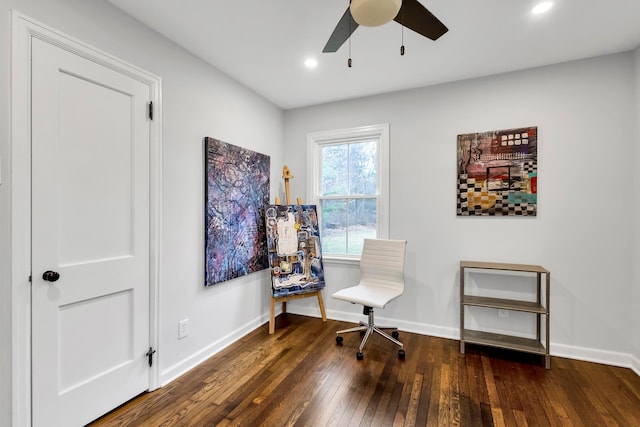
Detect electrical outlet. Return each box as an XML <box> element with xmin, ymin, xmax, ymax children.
<box><xmin>498</xmin><ymin>309</ymin><xmax>509</xmax><ymax>318</ymax></box>
<box><xmin>178</xmin><ymin>319</ymin><xmax>189</xmax><ymax>339</ymax></box>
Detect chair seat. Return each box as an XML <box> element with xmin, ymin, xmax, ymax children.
<box><xmin>332</xmin><ymin>282</ymin><xmax>402</xmax><ymax>309</ymax></box>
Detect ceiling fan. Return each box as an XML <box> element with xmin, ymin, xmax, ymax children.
<box><xmin>323</xmin><ymin>0</ymin><xmax>448</xmax><ymax>53</ymax></box>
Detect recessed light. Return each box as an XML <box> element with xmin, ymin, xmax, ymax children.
<box><xmin>531</xmin><ymin>1</ymin><xmax>553</xmax><ymax>15</ymax></box>
<box><xmin>304</xmin><ymin>58</ymin><xmax>318</xmax><ymax>69</ymax></box>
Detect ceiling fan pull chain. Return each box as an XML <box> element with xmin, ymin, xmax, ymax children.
<box><xmin>400</xmin><ymin>8</ymin><xmax>405</xmax><ymax>56</ymax></box>
<box><xmin>348</xmin><ymin>8</ymin><xmax>353</xmax><ymax>68</ymax></box>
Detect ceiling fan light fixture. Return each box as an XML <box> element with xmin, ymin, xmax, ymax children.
<box><xmin>350</xmin><ymin>0</ymin><xmax>402</xmax><ymax>27</ymax></box>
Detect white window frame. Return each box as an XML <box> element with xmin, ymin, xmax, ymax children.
<box><xmin>307</xmin><ymin>124</ymin><xmax>390</xmax><ymax>263</ymax></box>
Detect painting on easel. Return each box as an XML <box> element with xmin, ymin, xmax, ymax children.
<box><xmin>265</xmin><ymin>204</ymin><xmax>325</xmax><ymax>297</ymax></box>
<box><xmin>204</xmin><ymin>137</ymin><xmax>270</xmax><ymax>286</ymax></box>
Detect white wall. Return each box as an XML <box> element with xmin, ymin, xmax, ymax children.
<box><xmin>633</xmin><ymin>47</ymin><xmax>640</xmax><ymax>374</ymax></box>
<box><xmin>1</xmin><ymin>3</ymin><xmax>638</xmax><ymax>426</ymax></box>
<box><xmin>284</xmin><ymin>52</ymin><xmax>637</xmax><ymax>366</ymax></box>
<box><xmin>0</xmin><ymin>5</ymin><xmax>11</xmax><ymax>424</ymax></box>
<box><xmin>0</xmin><ymin>1</ymin><xmax>283</xmax><ymax>425</ymax></box>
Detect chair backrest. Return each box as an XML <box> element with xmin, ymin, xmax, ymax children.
<box><xmin>359</xmin><ymin>238</ymin><xmax>407</xmax><ymax>291</ymax></box>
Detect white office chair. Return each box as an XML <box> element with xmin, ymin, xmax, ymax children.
<box><xmin>332</xmin><ymin>238</ymin><xmax>407</xmax><ymax>360</ymax></box>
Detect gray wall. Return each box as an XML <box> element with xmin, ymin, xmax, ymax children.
<box><xmin>634</xmin><ymin>47</ymin><xmax>640</xmax><ymax>372</ymax></box>
<box><xmin>0</xmin><ymin>1</ymin><xmax>283</xmax><ymax>425</ymax></box>
<box><xmin>284</xmin><ymin>52</ymin><xmax>637</xmax><ymax>365</ymax></box>
<box><xmin>0</xmin><ymin>3</ymin><xmax>10</xmax><ymax>417</ymax></box>
<box><xmin>1</xmin><ymin>2</ymin><xmax>639</xmax><ymax>426</ymax></box>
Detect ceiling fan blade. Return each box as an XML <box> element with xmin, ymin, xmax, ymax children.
<box><xmin>323</xmin><ymin>7</ymin><xmax>359</xmax><ymax>53</ymax></box>
<box><xmin>394</xmin><ymin>0</ymin><xmax>448</xmax><ymax>41</ymax></box>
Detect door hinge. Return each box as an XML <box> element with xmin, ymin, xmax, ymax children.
<box><xmin>145</xmin><ymin>347</ymin><xmax>156</xmax><ymax>367</ymax></box>
<box><xmin>148</xmin><ymin>101</ymin><xmax>153</xmax><ymax>120</ymax></box>
<box><xmin>28</xmin><ymin>275</ymin><xmax>32</xmax><ymax>283</ymax></box>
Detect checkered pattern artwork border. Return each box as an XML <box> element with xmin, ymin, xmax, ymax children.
<box><xmin>457</xmin><ymin>174</ymin><xmax>537</xmax><ymax>216</ymax></box>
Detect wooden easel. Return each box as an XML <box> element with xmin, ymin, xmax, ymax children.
<box><xmin>269</xmin><ymin>166</ymin><xmax>327</xmax><ymax>334</ymax></box>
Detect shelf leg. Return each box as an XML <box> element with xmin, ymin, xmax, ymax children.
<box><xmin>536</xmin><ymin>272</ymin><xmax>541</xmax><ymax>341</ymax></box>
<box><xmin>460</xmin><ymin>265</ymin><xmax>465</xmax><ymax>355</ymax></box>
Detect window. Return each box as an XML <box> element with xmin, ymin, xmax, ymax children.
<box><xmin>307</xmin><ymin>124</ymin><xmax>389</xmax><ymax>260</ymax></box>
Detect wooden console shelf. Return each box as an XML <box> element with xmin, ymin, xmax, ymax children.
<box><xmin>459</xmin><ymin>261</ymin><xmax>551</xmax><ymax>369</ymax></box>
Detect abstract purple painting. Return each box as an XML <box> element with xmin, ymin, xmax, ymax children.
<box><xmin>205</xmin><ymin>137</ymin><xmax>270</xmax><ymax>286</ymax></box>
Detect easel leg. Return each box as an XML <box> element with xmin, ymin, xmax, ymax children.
<box><xmin>269</xmin><ymin>297</ymin><xmax>276</xmax><ymax>335</ymax></box>
<box><xmin>316</xmin><ymin>290</ymin><xmax>327</xmax><ymax>322</ymax></box>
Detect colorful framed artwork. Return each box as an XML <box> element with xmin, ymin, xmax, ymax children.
<box><xmin>265</xmin><ymin>204</ymin><xmax>325</xmax><ymax>297</ymax></box>
<box><xmin>204</xmin><ymin>137</ymin><xmax>270</xmax><ymax>286</ymax></box>
<box><xmin>457</xmin><ymin>126</ymin><xmax>538</xmax><ymax>216</ymax></box>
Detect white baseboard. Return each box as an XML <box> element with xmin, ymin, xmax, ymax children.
<box><xmin>160</xmin><ymin>308</ymin><xmax>640</xmax><ymax>387</ymax></box>
<box><xmin>289</xmin><ymin>305</ymin><xmax>459</xmax><ymax>341</ymax></box>
<box><xmin>631</xmin><ymin>354</ymin><xmax>640</xmax><ymax>376</ymax></box>
<box><xmin>550</xmin><ymin>343</ymin><xmax>633</xmax><ymax>368</ymax></box>
<box><xmin>287</xmin><ymin>306</ymin><xmax>640</xmax><ymax>375</ymax></box>
<box><xmin>159</xmin><ymin>312</ymin><xmax>271</xmax><ymax>386</ymax></box>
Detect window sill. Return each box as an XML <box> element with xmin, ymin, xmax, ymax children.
<box><xmin>322</xmin><ymin>255</ymin><xmax>360</xmax><ymax>266</ymax></box>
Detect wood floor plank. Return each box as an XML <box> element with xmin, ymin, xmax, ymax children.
<box><xmin>297</xmin><ymin>356</ymin><xmax>354</xmax><ymax>426</ymax></box>
<box><xmin>491</xmin><ymin>357</ymin><xmax>522</xmax><ymax>427</ymax></box>
<box><xmin>582</xmin><ymin>362</ymin><xmax>640</xmax><ymax>426</ymax></box>
<box><xmin>437</xmin><ymin>364</ymin><xmax>451</xmax><ymax>427</ymax></box>
<box><xmin>449</xmin><ymin>352</ymin><xmax>462</xmax><ymax>427</ymax></box>
<box><xmin>481</xmin><ymin>354</ymin><xmax>506</xmax><ymax>427</ymax></box>
<box><xmin>370</xmin><ymin>353</ymin><xmax>402</xmax><ymax>425</ymax></box>
<box><xmin>425</xmin><ymin>337</ymin><xmax>444</xmax><ymax>427</ymax></box>
<box><xmin>346</xmin><ymin>364</ymin><xmax>385</xmax><ymax>426</ymax></box>
<box><xmin>460</xmin><ymin>351</ymin><xmax>484</xmax><ymax>426</ymax></box>
<box><xmin>556</xmin><ymin>361</ymin><xmax>610</xmax><ymax>426</ymax></box>
<box><xmin>359</xmin><ymin>352</ymin><xmax>396</xmax><ymax>426</ymax></box>
<box><xmin>404</xmin><ymin>372</ymin><xmax>423</xmax><ymax>426</ymax></box>
<box><xmin>89</xmin><ymin>314</ymin><xmax>640</xmax><ymax>427</ymax></box>
<box><xmin>513</xmin><ymin>363</ymin><xmax>555</xmax><ymax>427</ymax></box>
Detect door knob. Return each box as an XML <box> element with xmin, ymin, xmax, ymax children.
<box><xmin>42</xmin><ymin>270</ymin><xmax>60</xmax><ymax>282</ymax></box>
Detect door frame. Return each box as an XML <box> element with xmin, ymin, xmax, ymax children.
<box><xmin>10</xmin><ymin>12</ymin><xmax>162</xmax><ymax>427</ymax></box>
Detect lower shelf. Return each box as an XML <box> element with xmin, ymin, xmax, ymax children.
<box><xmin>461</xmin><ymin>329</ymin><xmax>546</xmax><ymax>355</ymax></box>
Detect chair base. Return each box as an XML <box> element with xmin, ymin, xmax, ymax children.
<box><xmin>336</xmin><ymin>306</ymin><xmax>404</xmax><ymax>359</ymax></box>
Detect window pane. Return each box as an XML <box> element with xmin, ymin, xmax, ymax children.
<box><xmin>349</xmin><ymin>141</ymin><xmax>377</xmax><ymax>195</ymax></box>
<box><xmin>321</xmin><ymin>145</ymin><xmax>348</xmax><ymax>196</ymax></box>
<box><xmin>347</xmin><ymin>198</ymin><xmax>377</xmax><ymax>255</ymax></box>
<box><xmin>310</xmin><ymin>124</ymin><xmax>389</xmax><ymax>258</ymax></box>
<box><xmin>321</xmin><ymin>199</ymin><xmax>346</xmax><ymax>254</ymax></box>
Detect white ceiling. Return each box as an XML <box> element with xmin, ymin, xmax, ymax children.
<box><xmin>108</xmin><ymin>0</ymin><xmax>640</xmax><ymax>110</ymax></box>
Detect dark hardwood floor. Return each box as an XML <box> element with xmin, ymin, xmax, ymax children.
<box><xmin>91</xmin><ymin>314</ymin><xmax>640</xmax><ymax>426</ymax></box>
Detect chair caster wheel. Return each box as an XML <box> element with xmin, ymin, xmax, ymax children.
<box><xmin>356</xmin><ymin>352</ymin><xmax>364</xmax><ymax>360</ymax></box>
<box><xmin>336</xmin><ymin>336</ymin><xmax>343</xmax><ymax>345</ymax></box>
<box><xmin>392</xmin><ymin>330</ymin><xmax>399</xmax><ymax>339</ymax></box>
<box><xmin>398</xmin><ymin>349</ymin><xmax>405</xmax><ymax>359</ymax></box>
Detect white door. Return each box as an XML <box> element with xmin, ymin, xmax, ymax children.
<box><xmin>31</xmin><ymin>37</ymin><xmax>152</xmax><ymax>427</ymax></box>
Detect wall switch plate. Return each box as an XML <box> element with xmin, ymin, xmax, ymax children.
<box><xmin>498</xmin><ymin>309</ymin><xmax>509</xmax><ymax>318</ymax></box>
<box><xmin>178</xmin><ymin>319</ymin><xmax>189</xmax><ymax>339</ymax></box>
